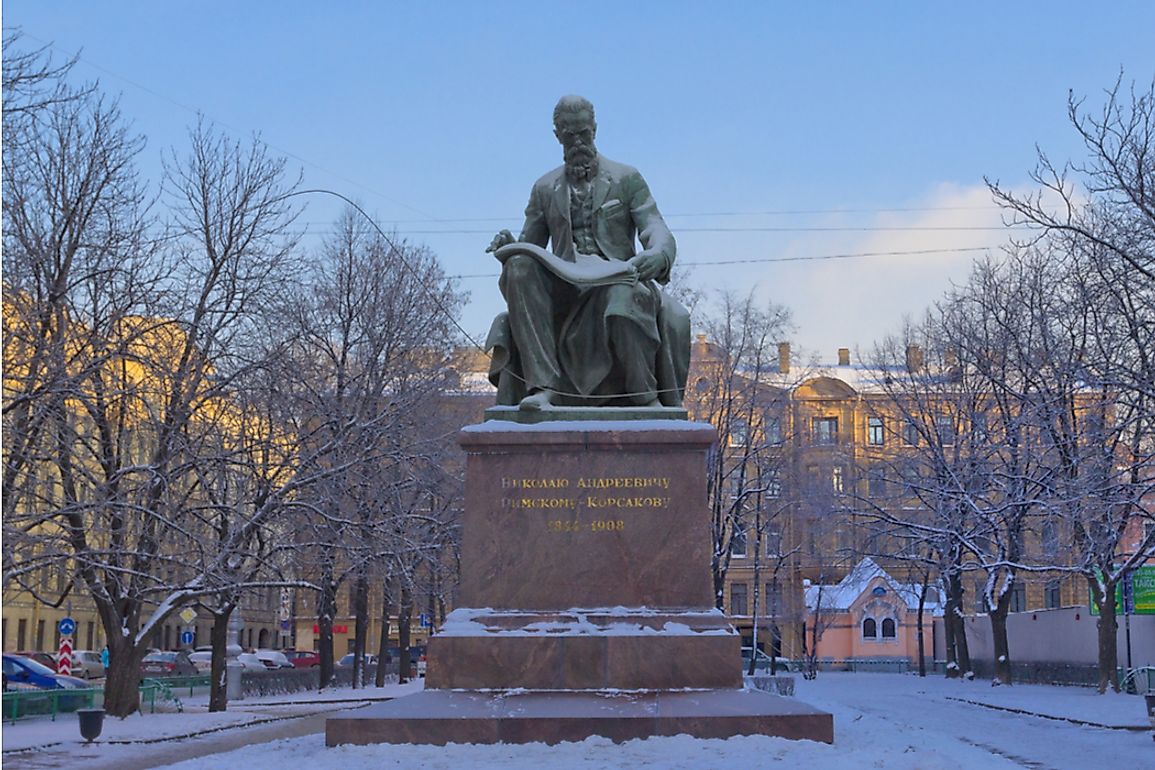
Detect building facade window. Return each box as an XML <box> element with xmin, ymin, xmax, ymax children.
<box><xmin>729</xmin><ymin>418</ymin><xmax>749</xmax><ymax>447</ymax></box>
<box><xmin>935</xmin><ymin>415</ymin><xmax>956</xmax><ymax>446</ymax></box>
<box><xmin>902</xmin><ymin>419</ymin><xmax>920</xmax><ymax>446</ymax></box>
<box><xmin>766</xmin><ymin>470</ymin><xmax>781</xmax><ymax>498</ymax></box>
<box><xmin>1045</xmin><ymin>580</ymin><xmax>1061</xmax><ymax>609</ymax></box>
<box><xmin>971</xmin><ymin>413</ymin><xmax>989</xmax><ymax>442</ymax></box>
<box><xmin>831</xmin><ymin>466</ymin><xmax>844</xmax><ymax>493</ymax></box>
<box><xmin>1041</xmin><ymin>521</ymin><xmax>1059</xmax><ymax>557</ymax></box>
<box><xmin>812</xmin><ymin>416</ymin><xmax>838</xmax><ymax>445</ymax></box>
<box><xmin>765</xmin><ymin>415</ymin><xmax>782</xmax><ymax>445</ymax></box>
<box><xmin>730</xmin><ymin>522</ymin><xmax>748</xmax><ymax>557</ymax></box>
<box><xmin>862</xmin><ymin>617</ymin><xmax>877</xmax><ymax>638</ymax></box>
<box><xmin>765</xmin><ymin>529</ymin><xmax>782</xmax><ymax>557</ymax></box>
<box><xmin>1010</xmin><ymin>583</ymin><xmax>1026</xmax><ymax>613</ymax></box>
<box><xmin>765</xmin><ymin>582</ymin><xmax>782</xmax><ymax>616</ymax></box>
<box><xmin>881</xmin><ymin>618</ymin><xmax>896</xmax><ymax>638</ymax></box>
<box><xmin>868</xmin><ymin>416</ymin><xmax>885</xmax><ymax>446</ymax></box>
<box><xmin>730</xmin><ymin>583</ymin><xmax>749</xmax><ymax>616</ymax></box>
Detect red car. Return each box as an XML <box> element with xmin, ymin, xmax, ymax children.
<box><xmin>284</xmin><ymin>650</ymin><xmax>321</xmax><ymax>668</ymax></box>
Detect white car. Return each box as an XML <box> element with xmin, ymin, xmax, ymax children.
<box><xmin>254</xmin><ymin>649</ymin><xmax>293</xmax><ymax>669</ymax></box>
<box><xmin>188</xmin><ymin>651</ymin><xmax>214</xmax><ymax>673</ymax></box>
<box><xmin>235</xmin><ymin>653</ymin><xmax>267</xmax><ymax>671</ymax></box>
<box><xmin>67</xmin><ymin>650</ymin><xmax>105</xmax><ymax>679</ymax></box>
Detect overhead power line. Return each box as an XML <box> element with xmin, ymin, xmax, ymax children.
<box><xmin>448</xmin><ymin>246</ymin><xmax>994</xmax><ymax>280</ymax></box>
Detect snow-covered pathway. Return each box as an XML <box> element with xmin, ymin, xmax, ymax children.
<box><xmin>3</xmin><ymin>674</ymin><xmax>1151</xmax><ymax>769</ymax></box>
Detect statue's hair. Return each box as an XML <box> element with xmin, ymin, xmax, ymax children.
<box><xmin>553</xmin><ymin>95</ymin><xmax>595</xmax><ymax>126</ymax></box>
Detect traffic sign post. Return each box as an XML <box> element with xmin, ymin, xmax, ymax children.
<box><xmin>180</xmin><ymin>630</ymin><xmax>195</xmax><ymax>647</ymax></box>
<box><xmin>58</xmin><ymin>636</ymin><xmax>73</xmax><ymax>676</ymax></box>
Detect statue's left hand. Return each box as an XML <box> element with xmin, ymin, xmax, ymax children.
<box><xmin>486</xmin><ymin>229</ymin><xmax>516</xmax><ymax>254</ymax></box>
<box><xmin>629</xmin><ymin>252</ymin><xmax>665</xmax><ymax>282</ymax></box>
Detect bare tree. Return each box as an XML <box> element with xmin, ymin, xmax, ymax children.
<box><xmin>988</xmin><ymin>75</ymin><xmax>1154</xmax><ymax>283</ymax></box>
<box><xmin>279</xmin><ymin>207</ymin><xmax>465</xmax><ymax>688</ymax></box>
<box><xmin>687</xmin><ymin>290</ymin><xmax>793</xmax><ymax>610</ymax></box>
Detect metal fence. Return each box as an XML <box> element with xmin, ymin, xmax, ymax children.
<box><xmin>3</xmin><ymin>687</ymin><xmax>101</xmax><ymax>724</ymax></box>
<box><xmin>3</xmin><ymin>662</ymin><xmax>409</xmax><ymax>723</ymax></box>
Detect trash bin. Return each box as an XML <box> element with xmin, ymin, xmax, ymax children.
<box><xmin>78</xmin><ymin>708</ymin><xmax>104</xmax><ymax>743</ymax></box>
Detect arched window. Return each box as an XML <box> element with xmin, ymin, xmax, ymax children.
<box><xmin>862</xmin><ymin>617</ymin><xmax>877</xmax><ymax>638</ymax></box>
<box><xmin>881</xmin><ymin>618</ymin><xmax>896</xmax><ymax>638</ymax></box>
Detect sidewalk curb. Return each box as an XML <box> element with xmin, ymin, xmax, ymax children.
<box><xmin>945</xmin><ymin>696</ymin><xmax>1151</xmax><ymax>731</ymax></box>
<box><xmin>1</xmin><ymin>698</ymin><xmax>385</xmax><ymax>755</ymax></box>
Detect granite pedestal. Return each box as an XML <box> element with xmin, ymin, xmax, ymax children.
<box><xmin>326</xmin><ymin>418</ymin><xmax>833</xmax><ymax>746</ymax></box>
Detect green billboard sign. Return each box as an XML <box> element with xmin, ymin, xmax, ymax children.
<box><xmin>1089</xmin><ymin>565</ymin><xmax>1155</xmax><ymax>615</ymax></box>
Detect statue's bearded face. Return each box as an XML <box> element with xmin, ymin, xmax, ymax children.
<box><xmin>555</xmin><ymin>111</ymin><xmax>597</xmax><ymax>181</ymax></box>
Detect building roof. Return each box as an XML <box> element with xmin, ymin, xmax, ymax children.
<box><xmin>804</xmin><ymin>557</ymin><xmax>945</xmax><ymax>615</ymax></box>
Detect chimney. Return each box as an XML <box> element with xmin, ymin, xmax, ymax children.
<box><xmin>778</xmin><ymin>342</ymin><xmax>790</xmax><ymax>374</ymax></box>
<box><xmin>905</xmin><ymin>344</ymin><xmax>924</xmax><ymax>372</ymax></box>
<box><xmin>945</xmin><ymin>347</ymin><xmax>961</xmax><ymax>381</ymax></box>
<box><xmin>837</xmin><ymin>348</ymin><xmax>850</xmax><ymax>366</ymax></box>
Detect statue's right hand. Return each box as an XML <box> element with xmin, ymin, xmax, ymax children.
<box><xmin>486</xmin><ymin>229</ymin><xmax>516</xmax><ymax>253</ymax></box>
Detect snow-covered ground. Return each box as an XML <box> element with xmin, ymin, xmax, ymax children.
<box><xmin>3</xmin><ymin>674</ymin><xmax>1151</xmax><ymax>769</ymax></box>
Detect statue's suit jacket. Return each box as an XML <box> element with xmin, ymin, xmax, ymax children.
<box><xmin>519</xmin><ymin>154</ymin><xmax>676</xmax><ymax>281</ymax></box>
<box><xmin>487</xmin><ymin>155</ymin><xmax>689</xmax><ymax>406</ymax></box>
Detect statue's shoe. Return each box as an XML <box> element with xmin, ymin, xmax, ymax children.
<box><xmin>518</xmin><ymin>390</ymin><xmax>556</xmax><ymax>411</ymax></box>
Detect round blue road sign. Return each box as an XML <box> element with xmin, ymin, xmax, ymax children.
<box><xmin>58</xmin><ymin>617</ymin><xmax>76</xmax><ymax>636</ymax></box>
<box><xmin>180</xmin><ymin>630</ymin><xmax>195</xmax><ymax>645</ymax></box>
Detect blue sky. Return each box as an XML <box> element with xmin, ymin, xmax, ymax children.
<box><xmin>5</xmin><ymin>2</ymin><xmax>1154</xmax><ymax>362</ymax></box>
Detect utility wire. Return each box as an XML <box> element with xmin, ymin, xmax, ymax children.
<box><xmin>448</xmin><ymin>246</ymin><xmax>994</xmax><ymax>280</ymax></box>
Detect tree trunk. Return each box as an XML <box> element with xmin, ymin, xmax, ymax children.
<box><xmin>988</xmin><ymin>586</ymin><xmax>1013</xmax><ymax>686</ymax></box>
<box><xmin>352</xmin><ymin>571</ymin><xmax>368</xmax><ymax>688</ymax></box>
<box><xmin>398</xmin><ymin>583</ymin><xmax>413</xmax><ymax>683</ymax></box>
<box><xmin>375</xmin><ymin>577</ymin><xmax>393</xmax><ymax>687</ymax></box>
<box><xmin>916</xmin><ymin>580</ymin><xmax>929</xmax><ymax>677</ymax></box>
<box><xmin>103</xmin><ymin>639</ymin><xmax>148</xmax><ymax>717</ymax></box>
<box><xmin>208</xmin><ymin>610</ymin><xmax>231</xmax><ymax>712</ymax></box>
<box><xmin>317</xmin><ymin>566</ymin><xmax>337</xmax><ymax>689</ymax></box>
<box><xmin>1091</xmin><ymin>576</ymin><xmax>1121</xmax><ymax>694</ymax></box>
<box><xmin>944</xmin><ymin>572</ymin><xmax>972</xmax><ymax>679</ymax></box>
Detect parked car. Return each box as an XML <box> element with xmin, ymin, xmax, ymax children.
<box><xmin>188</xmin><ymin>651</ymin><xmax>214</xmax><ymax>673</ymax></box>
<box><xmin>68</xmin><ymin>650</ymin><xmax>105</xmax><ymax>679</ymax></box>
<box><xmin>254</xmin><ymin>649</ymin><xmax>293</xmax><ymax>669</ymax></box>
<box><xmin>336</xmin><ymin>653</ymin><xmax>377</xmax><ymax>668</ymax></box>
<box><xmin>140</xmin><ymin>651</ymin><xmax>198</xmax><ymax>677</ymax></box>
<box><xmin>284</xmin><ymin>650</ymin><xmax>321</xmax><ymax>668</ymax></box>
<box><xmin>2</xmin><ymin>654</ymin><xmax>89</xmax><ymax>693</ymax></box>
<box><xmin>13</xmin><ymin>651</ymin><xmax>57</xmax><ymax>672</ymax></box>
<box><xmin>236</xmin><ymin>652</ymin><xmax>267</xmax><ymax>671</ymax></box>
<box><xmin>740</xmin><ymin>647</ymin><xmax>800</xmax><ymax>674</ymax></box>
<box><xmin>384</xmin><ymin>646</ymin><xmax>427</xmax><ymax>676</ymax></box>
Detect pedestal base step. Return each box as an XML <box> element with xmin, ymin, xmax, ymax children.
<box><xmin>325</xmin><ymin>688</ymin><xmax>833</xmax><ymax>746</ymax></box>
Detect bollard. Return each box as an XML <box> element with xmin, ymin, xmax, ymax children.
<box><xmin>226</xmin><ymin>661</ymin><xmax>243</xmax><ymax>701</ymax></box>
<box><xmin>1145</xmin><ymin>692</ymin><xmax>1155</xmax><ymax>742</ymax></box>
<box><xmin>225</xmin><ymin>642</ymin><xmax>243</xmax><ymax>702</ymax></box>
<box><xmin>77</xmin><ymin>708</ymin><xmax>104</xmax><ymax>743</ymax></box>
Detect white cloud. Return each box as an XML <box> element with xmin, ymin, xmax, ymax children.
<box><xmin>749</xmin><ymin>183</ymin><xmax>1012</xmax><ymax>362</ymax></box>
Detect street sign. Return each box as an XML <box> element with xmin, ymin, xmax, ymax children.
<box><xmin>419</xmin><ymin>613</ymin><xmax>431</xmax><ymax>628</ymax></box>
<box><xmin>57</xmin><ymin>637</ymin><xmax>73</xmax><ymax>676</ymax></box>
<box><xmin>1123</xmin><ymin>572</ymin><xmax>1136</xmax><ymax>614</ymax></box>
<box><xmin>179</xmin><ymin>608</ymin><xmax>197</xmax><ymax>625</ymax></box>
<box><xmin>58</xmin><ymin>617</ymin><xmax>76</xmax><ymax>636</ymax></box>
<box><xmin>180</xmin><ymin>630</ymin><xmax>195</xmax><ymax>646</ymax></box>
